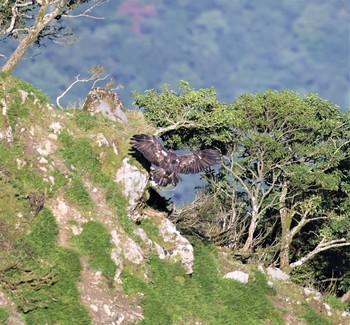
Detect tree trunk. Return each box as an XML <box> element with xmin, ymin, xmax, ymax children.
<box><xmin>1</xmin><ymin>29</ymin><xmax>40</xmax><ymax>74</ymax></box>
<box><xmin>279</xmin><ymin>216</ymin><xmax>293</xmax><ymax>272</ymax></box>
<box><xmin>341</xmin><ymin>289</ymin><xmax>350</xmax><ymax>303</ymax></box>
<box><xmin>279</xmin><ymin>181</ymin><xmax>292</xmax><ymax>272</ymax></box>
<box><xmin>241</xmin><ymin>203</ymin><xmax>259</xmax><ymax>252</ymax></box>
<box><xmin>1</xmin><ymin>1</ymin><xmax>69</xmax><ymax>74</ymax></box>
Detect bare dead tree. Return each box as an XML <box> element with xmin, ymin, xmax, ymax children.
<box><xmin>56</xmin><ymin>65</ymin><xmax>109</xmax><ymax>109</ymax></box>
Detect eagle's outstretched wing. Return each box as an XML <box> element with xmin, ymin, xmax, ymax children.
<box><xmin>131</xmin><ymin>134</ymin><xmax>221</xmax><ymax>187</ymax></box>
<box><xmin>177</xmin><ymin>149</ymin><xmax>221</xmax><ymax>174</ymax></box>
<box><xmin>130</xmin><ymin>134</ymin><xmax>167</xmax><ymax>166</ymax></box>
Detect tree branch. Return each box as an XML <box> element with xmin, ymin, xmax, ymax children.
<box><xmin>63</xmin><ymin>0</ymin><xmax>109</xmax><ymax>20</ymax></box>
<box><xmin>290</xmin><ymin>238</ymin><xmax>350</xmax><ymax>269</ymax></box>
<box><xmin>56</xmin><ymin>69</ymin><xmax>109</xmax><ymax>109</ymax></box>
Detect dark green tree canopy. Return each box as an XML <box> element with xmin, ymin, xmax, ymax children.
<box><xmin>135</xmin><ymin>83</ymin><xmax>350</xmax><ymax>296</ymax></box>
<box><xmin>133</xmin><ymin>81</ymin><xmax>239</xmax><ymax>150</ymax></box>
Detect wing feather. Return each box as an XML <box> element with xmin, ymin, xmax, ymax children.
<box><xmin>177</xmin><ymin>149</ymin><xmax>221</xmax><ymax>174</ymax></box>
<box><xmin>131</xmin><ymin>134</ymin><xmax>221</xmax><ymax>186</ymax></box>
<box><xmin>131</xmin><ymin>134</ymin><xmax>167</xmax><ymax>166</ymax></box>
<box><xmin>151</xmin><ymin>168</ymin><xmax>180</xmax><ymax>187</ymax></box>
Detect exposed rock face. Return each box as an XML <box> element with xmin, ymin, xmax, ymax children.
<box><xmin>158</xmin><ymin>217</ymin><xmax>194</xmax><ymax>274</ymax></box>
<box><xmin>133</xmin><ymin>227</ymin><xmax>166</xmax><ymax>259</ymax></box>
<box><xmin>0</xmin><ymin>97</ymin><xmax>13</xmax><ymax>146</ymax></box>
<box><xmin>0</xmin><ymin>124</ymin><xmax>13</xmax><ymax>146</ymax></box>
<box><xmin>82</xmin><ymin>87</ymin><xmax>128</xmax><ymax>124</ymax></box>
<box><xmin>224</xmin><ymin>270</ymin><xmax>249</xmax><ymax>283</ymax></box>
<box><xmin>115</xmin><ymin>158</ymin><xmax>148</xmax><ymax>219</ymax></box>
<box><xmin>266</xmin><ymin>267</ymin><xmax>290</xmax><ymax>281</ymax></box>
<box><xmin>110</xmin><ymin>230</ymin><xmax>145</xmax><ymax>284</ymax></box>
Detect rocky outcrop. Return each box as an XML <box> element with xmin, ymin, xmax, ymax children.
<box><xmin>0</xmin><ymin>96</ymin><xmax>13</xmax><ymax>146</ymax></box>
<box><xmin>82</xmin><ymin>86</ymin><xmax>128</xmax><ymax>124</ymax></box>
<box><xmin>266</xmin><ymin>267</ymin><xmax>290</xmax><ymax>281</ymax></box>
<box><xmin>115</xmin><ymin>158</ymin><xmax>148</xmax><ymax>219</ymax></box>
<box><xmin>158</xmin><ymin>217</ymin><xmax>194</xmax><ymax>274</ymax></box>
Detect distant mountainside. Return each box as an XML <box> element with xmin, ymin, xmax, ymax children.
<box><xmin>2</xmin><ymin>0</ymin><xmax>349</xmax><ymax>111</ymax></box>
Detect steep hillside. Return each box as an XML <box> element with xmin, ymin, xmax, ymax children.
<box><xmin>0</xmin><ymin>75</ymin><xmax>348</xmax><ymax>325</ymax></box>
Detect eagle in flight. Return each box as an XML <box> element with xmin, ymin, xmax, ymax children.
<box><xmin>131</xmin><ymin>134</ymin><xmax>221</xmax><ymax>187</ymax></box>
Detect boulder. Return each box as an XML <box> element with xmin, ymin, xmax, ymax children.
<box><xmin>158</xmin><ymin>217</ymin><xmax>194</xmax><ymax>274</ymax></box>
<box><xmin>224</xmin><ymin>270</ymin><xmax>249</xmax><ymax>283</ymax></box>
<box><xmin>82</xmin><ymin>86</ymin><xmax>128</xmax><ymax>124</ymax></box>
<box><xmin>114</xmin><ymin>158</ymin><xmax>148</xmax><ymax>217</ymax></box>
<box><xmin>266</xmin><ymin>267</ymin><xmax>290</xmax><ymax>281</ymax></box>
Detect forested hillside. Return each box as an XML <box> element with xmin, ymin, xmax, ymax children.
<box><xmin>1</xmin><ymin>0</ymin><xmax>349</xmax><ymax>110</ymax></box>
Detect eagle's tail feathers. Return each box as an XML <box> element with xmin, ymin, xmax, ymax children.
<box><xmin>151</xmin><ymin>168</ymin><xmax>180</xmax><ymax>187</ymax></box>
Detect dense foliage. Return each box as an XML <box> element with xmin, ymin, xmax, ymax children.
<box><xmin>134</xmin><ymin>83</ymin><xmax>350</xmax><ymax>298</ymax></box>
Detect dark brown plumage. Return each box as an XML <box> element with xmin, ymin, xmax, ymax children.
<box><xmin>131</xmin><ymin>134</ymin><xmax>221</xmax><ymax>186</ymax></box>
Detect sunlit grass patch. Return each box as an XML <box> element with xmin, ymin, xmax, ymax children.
<box><xmin>302</xmin><ymin>304</ymin><xmax>332</xmax><ymax>325</ymax></box>
<box><xmin>71</xmin><ymin>221</ymin><xmax>117</xmax><ymax>285</ymax></box>
<box><xmin>122</xmin><ymin>242</ymin><xmax>282</xmax><ymax>325</ymax></box>
<box><xmin>65</xmin><ymin>175</ymin><xmax>94</xmax><ymax>212</ymax></box>
<box><xmin>1</xmin><ymin>208</ymin><xmax>91</xmax><ymax>325</ymax></box>
<box><xmin>0</xmin><ymin>309</ymin><xmax>9</xmax><ymax>325</ymax></box>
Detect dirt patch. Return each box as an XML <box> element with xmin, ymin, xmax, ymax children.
<box><xmin>79</xmin><ymin>257</ymin><xmax>143</xmax><ymax>325</ymax></box>
<box><xmin>48</xmin><ymin>196</ymin><xmax>88</xmax><ymax>247</ymax></box>
<box><xmin>0</xmin><ymin>290</ymin><xmax>25</xmax><ymax>325</ymax></box>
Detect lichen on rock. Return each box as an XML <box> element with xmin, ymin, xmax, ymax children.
<box><xmin>82</xmin><ymin>86</ymin><xmax>128</xmax><ymax>124</ymax></box>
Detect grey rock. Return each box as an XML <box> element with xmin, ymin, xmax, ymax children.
<box><xmin>224</xmin><ymin>271</ymin><xmax>249</xmax><ymax>283</ymax></box>
<box><xmin>115</xmin><ymin>158</ymin><xmax>148</xmax><ymax>217</ymax></box>
<box><xmin>266</xmin><ymin>267</ymin><xmax>290</xmax><ymax>281</ymax></box>
<box><xmin>82</xmin><ymin>87</ymin><xmax>128</xmax><ymax>124</ymax></box>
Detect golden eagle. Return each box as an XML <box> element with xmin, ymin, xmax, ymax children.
<box><xmin>131</xmin><ymin>134</ymin><xmax>221</xmax><ymax>186</ymax></box>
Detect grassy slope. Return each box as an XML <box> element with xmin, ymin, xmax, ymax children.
<box><xmin>0</xmin><ymin>75</ymin><xmax>346</xmax><ymax>325</ymax></box>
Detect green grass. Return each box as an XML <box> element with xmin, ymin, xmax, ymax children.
<box><xmin>324</xmin><ymin>294</ymin><xmax>348</xmax><ymax>311</ymax></box>
<box><xmin>58</xmin><ymin>132</ymin><xmax>135</xmax><ymax>234</ymax></box>
<box><xmin>1</xmin><ymin>208</ymin><xmax>91</xmax><ymax>325</ymax></box>
<box><xmin>9</xmin><ymin>77</ymin><xmax>50</xmax><ymax>103</ymax></box>
<box><xmin>26</xmin><ymin>208</ymin><xmax>59</xmax><ymax>256</ymax></box>
<box><xmin>23</xmin><ymin>248</ymin><xmax>91</xmax><ymax>325</ymax></box>
<box><xmin>0</xmin><ymin>145</ymin><xmax>65</xmax><ymax>199</ymax></box>
<box><xmin>302</xmin><ymin>304</ymin><xmax>332</xmax><ymax>325</ymax></box>
<box><xmin>122</xmin><ymin>242</ymin><xmax>282</xmax><ymax>325</ymax></box>
<box><xmin>139</xmin><ymin>218</ymin><xmax>159</xmax><ymax>241</ymax></box>
<box><xmin>65</xmin><ymin>175</ymin><xmax>94</xmax><ymax>211</ymax></box>
<box><xmin>0</xmin><ymin>309</ymin><xmax>9</xmax><ymax>325</ymax></box>
<box><xmin>74</xmin><ymin>109</ymin><xmax>98</xmax><ymax>131</ymax></box>
<box><xmin>71</xmin><ymin>221</ymin><xmax>117</xmax><ymax>284</ymax></box>
<box><xmin>7</xmin><ymin>97</ymin><xmax>30</xmax><ymax>130</ymax></box>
